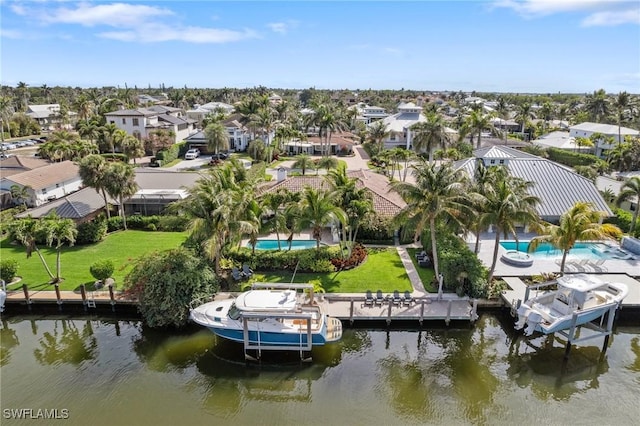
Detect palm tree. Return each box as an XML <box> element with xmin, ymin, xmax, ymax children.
<box><xmin>411</xmin><ymin>112</ymin><xmax>450</xmax><ymax>162</ymax></box>
<box><xmin>41</xmin><ymin>213</ymin><xmax>78</xmax><ymax>283</ymax></box>
<box><xmin>539</xmin><ymin>101</ymin><xmax>555</xmax><ymax>135</ymax></box>
<box><xmin>17</xmin><ymin>81</ymin><xmax>29</xmax><ymax>111</ymax></box>
<box><xmin>74</xmin><ymin>95</ymin><xmax>95</xmax><ymax>122</ymax></box>
<box><xmin>615</xmin><ymin>176</ymin><xmax>640</xmax><ymax>234</ymax></box>
<box><xmin>100</xmin><ymin>123</ymin><xmax>120</xmax><ymax>154</ymax></box>
<box><xmin>9</xmin><ymin>184</ymin><xmax>32</xmax><ymax>208</ymax></box>
<box><xmin>292</xmin><ymin>154</ymin><xmax>315</xmax><ymax>176</ymax></box>
<box><xmin>391</xmin><ymin>160</ymin><xmax>471</xmax><ymax>277</ymax></box>
<box><xmin>367</xmin><ymin>120</ymin><xmax>389</xmax><ymax>155</ymax></box>
<box><xmin>104</xmin><ymin>162</ymin><xmax>138</xmax><ymax>229</ymax></box>
<box><xmin>479</xmin><ymin>172</ymin><xmax>541</xmax><ymax>283</ymax></box>
<box><xmin>0</xmin><ymin>96</ymin><xmax>15</xmax><ymax>142</ymax></box>
<box><xmin>612</xmin><ymin>91</ymin><xmax>631</xmax><ymax>147</ymax></box>
<box><xmin>294</xmin><ymin>187</ymin><xmax>346</xmax><ymax>248</ymax></box>
<box><xmin>204</xmin><ymin>122</ymin><xmax>229</xmax><ymax>155</ymax></box>
<box><xmin>464</xmin><ymin>110</ymin><xmax>500</xmax><ymax>149</ymax></box>
<box><xmin>262</xmin><ymin>189</ymin><xmax>294</xmax><ymax>251</ymax></box>
<box><xmin>315</xmin><ymin>156</ymin><xmax>339</xmax><ymax>174</ymax></box>
<box><xmin>121</xmin><ymin>135</ymin><xmax>145</xmax><ymax>164</ymax></box>
<box><xmin>11</xmin><ymin>218</ymin><xmax>55</xmax><ymax>280</ymax></box>
<box><xmin>514</xmin><ymin>103</ymin><xmax>535</xmax><ymax>139</ymax></box>
<box><xmin>584</xmin><ymin>89</ymin><xmax>610</xmax><ymax>123</ymax></box>
<box><xmin>79</xmin><ymin>154</ymin><xmax>111</xmax><ymax>219</ymax></box>
<box><xmin>529</xmin><ymin>202</ymin><xmax>621</xmax><ymax>274</ymax></box>
<box><xmin>77</xmin><ymin>119</ymin><xmax>101</xmax><ymax>143</ymax></box>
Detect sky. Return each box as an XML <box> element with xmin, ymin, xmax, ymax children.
<box><xmin>1</xmin><ymin>0</ymin><xmax>639</xmax><ymax>93</ymax></box>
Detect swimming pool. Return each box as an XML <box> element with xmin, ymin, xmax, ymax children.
<box><xmin>248</xmin><ymin>239</ymin><xmax>317</xmax><ymax>250</ymax></box>
<box><xmin>499</xmin><ymin>241</ymin><xmax>613</xmax><ymax>260</ymax></box>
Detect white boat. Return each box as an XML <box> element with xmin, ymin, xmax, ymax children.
<box><xmin>515</xmin><ymin>274</ymin><xmax>628</xmax><ymax>337</ymax></box>
<box><xmin>190</xmin><ymin>283</ymin><xmax>343</xmax><ymax>348</ymax></box>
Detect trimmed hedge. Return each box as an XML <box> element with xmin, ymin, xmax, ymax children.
<box><xmin>227</xmin><ymin>245</ymin><xmax>343</xmax><ymax>273</ymax></box>
<box><xmin>101</xmin><ymin>153</ymin><xmax>128</xmax><ymax>162</ymax></box>
<box><xmin>546</xmin><ymin>147</ymin><xmax>606</xmax><ymax>168</ymax></box>
<box><xmin>155</xmin><ymin>142</ymin><xmax>185</xmax><ymax>163</ymax></box>
<box><xmin>76</xmin><ymin>220</ymin><xmax>108</xmax><ymax>244</ymax></box>
<box><xmin>0</xmin><ymin>259</ymin><xmax>19</xmax><ymax>283</ymax></box>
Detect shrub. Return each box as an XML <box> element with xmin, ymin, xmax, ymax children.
<box><xmin>157</xmin><ymin>215</ymin><xmax>189</xmax><ymax>232</ymax></box>
<box><xmin>101</xmin><ymin>153</ymin><xmax>128</xmax><ymax>162</ymax></box>
<box><xmin>0</xmin><ymin>259</ymin><xmax>19</xmax><ymax>283</ymax></box>
<box><xmin>546</xmin><ymin>147</ymin><xmax>607</xmax><ymax>169</ymax></box>
<box><xmin>359</xmin><ymin>214</ymin><xmax>394</xmax><ymax>241</ymax></box>
<box><xmin>330</xmin><ymin>244</ymin><xmax>368</xmax><ymax>270</ymax></box>
<box><xmin>76</xmin><ymin>219</ymin><xmax>108</xmax><ymax>244</ymax></box>
<box><xmin>90</xmin><ymin>259</ymin><xmax>115</xmax><ymax>282</ymax></box>
<box><xmin>107</xmin><ymin>216</ymin><xmax>124</xmax><ymax>232</ymax></box>
<box><xmin>433</xmin><ymin>230</ymin><xmax>488</xmax><ymax>298</ymax></box>
<box><xmin>605</xmin><ymin>208</ymin><xmax>632</xmax><ymax>233</ymax></box>
<box><xmin>226</xmin><ymin>246</ymin><xmax>342</xmax><ymax>273</ymax></box>
<box><xmin>155</xmin><ymin>142</ymin><xmax>184</xmax><ymax>164</ymax></box>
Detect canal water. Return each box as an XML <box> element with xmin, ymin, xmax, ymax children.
<box><xmin>1</xmin><ymin>314</ymin><xmax>639</xmax><ymax>425</ymax></box>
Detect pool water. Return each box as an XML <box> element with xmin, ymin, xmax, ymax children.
<box><xmin>249</xmin><ymin>239</ymin><xmax>317</xmax><ymax>250</ymax></box>
<box><xmin>500</xmin><ymin>241</ymin><xmax>610</xmax><ymax>259</ymax></box>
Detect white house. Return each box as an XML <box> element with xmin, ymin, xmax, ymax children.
<box><xmin>376</xmin><ymin>102</ymin><xmax>456</xmax><ymax>150</ymax></box>
<box><xmin>350</xmin><ymin>103</ymin><xmax>389</xmax><ymax>124</ymax></box>
<box><xmin>183</xmin><ymin>116</ymin><xmax>251</xmax><ymax>152</ymax></box>
<box><xmin>569</xmin><ymin>122</ymin><xmax>639</xmax><ymax>158</ymax></box>
<box><xmin>104</xmin><ymin>105</ymin><xmax>197</xmax><ymax>143</ymax></box>
<box><xmin>0</xmin><ymin>160</ymin><xmax>82</xmax><ymax>207</ymax></box>
<box><xmin>186</xmin><ymin>102</ymin><xmax>235</xmax><ymax>125</ymax></box>
<box><xmin>26</xmin><ymin>104</ymin><xmax>77</xmax><ymax>131</ymax></box>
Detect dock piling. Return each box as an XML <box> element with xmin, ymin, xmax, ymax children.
<box><xmin>22</xmin><ymin>284</ymin><xmax>31</xmax><ymax>310</ymax></box>
<box><xmin>108</xmin><ymin>284</ymin><xmax>116</xmax><ymax>312</ymax></box>
<box><xmin>419</xmin><ymin>299</ymin><xmax>425</xmax><ymax>325</ymax></box>
<box><xmin>349</xmin><ymin>298</ymin><xmax>354</xmax><ymax>325</ymax></box>
<box><xmin>80</xmin><ymin>284</ymin><xmax>87</xmax><ymax>311</ymax></box>
<box><xmin>471</xmin><ymin>299</ymin><xmax>478</xmax><ymax>322</ymax></box>
<box><xmin>387</xmin><ymin>299</ymin><xmax>392</xmax><ymax>325</ymax></box>
<box><xmin>445</xmin><ymin>300</ymin><xmax>452</xmax><ymax>325</ymax></box>
<box><xmin>54</xmin><ymin>284</ymin><xmax>62</xmax><ymax>311</ymax></box>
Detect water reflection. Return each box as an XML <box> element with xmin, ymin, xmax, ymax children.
<box><xmin>33</xmin><ymin>319</ymin><xmax>97</xmax><ymax>366</ymax></box>
<box><xmin>0</xmin><ymin>319</ymin><xmax>20</xmax><ymax>366</ymax></box>
<box><xmin>507</xmin><ymin>334</ymin><xmax>609</xmax><ymax>401</ymax></box>
<box><xmin>629</xmin><ymin>337</ymin><xmax>640</xmax><ymax>373</ymax></box>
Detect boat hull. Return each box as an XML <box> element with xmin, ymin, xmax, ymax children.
<box><xmin>205</xmin><ymin>325</ymin><xmax>334</xmax><ymax>346</ymax></box>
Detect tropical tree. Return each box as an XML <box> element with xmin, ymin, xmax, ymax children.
<box><xmin>261</xmin><ymin>189</ymin><xmax>295</xmax><ymax>251</ymax></box>
<box><xmin>204</xmin><ymin>122</ymin><xmax>229</xmax><ymax>155</ymax></box>
<box><xmin>9</xmin><ymin>184</ymin><xmax>32</xmax><ymax>208</ymax></box>
<box><xmin>40</xmin><ymin>213</ymin><xmax>78</xmax><ymax>283</ymax></box>
<box><xmin>292</xmin><ymin>154</ymin><xmax>315</xmax><ymax>176</ymax></box>
<box><xmin>76</xmin><ymin>119</ymin><xmax>101</xmax><ymax>143</ymax></box>
<box><xmin>612</xmin><ymin>91</ymin><xmax>633</xmax><ymax>147</ymax></box>
<box><xmin>478</xmin><ymin>172</ymin><xmax>540</xmax><ymax>283</ymax></box>
<box><xmin>290</xmin><ymin>187</ymin><xmax>345</xmax><ymax>249</ymax></box>
<box><xmin>10</xmin><ymin>218</ymin><xmax>55</xmax><ymax>280</ymax></box>
<box><xmin>79</xmin><ymin>154</ymin><xmax>111</xmax><ymax>219</ymax></box>
<box><xmin>315</xmin><ymin>156</ymin><xmax>339</xmax><ymax>174</ymax></box>
<box><xmin>391</xmin><ymin>160</ymin><xmax>471</xmax><ymax>277</ymax></box>
<box><xmin>529</xmin><ymin>202</ymin><xmax>621</xmax><ymax>274</ymax></box>
<box><xmin>121</xmin><ymin>135</ymin><xmax>145</xmax><ymax>164</ymax></box>
<box><xmin>514</xmin><ymin>102</ymin><xmax>535</xmax><ymax>138</ymax></box>
<box><xmin>0</xmin><ymin>96</ymin><xmax>14</xmax><ymax>142</ymax></box>
<box><xmin>411</xmin><ymin>112</ymin><xmax>451</xmax><ymax>161</ymax></box>
<box><xmin>574</xmin><ymin>136</ymin><xmax>594</xmax><ymax>153</ymax></box>
<box><xmin>584</xmin><ymin>89</ymin><xmax>610</xmax><ymax>123</ymax></box>
<box><xmin>615</xmin><ymin>176</ymin><xmax>640</xmax><ymax>234</ymax></box>
<box><xmin>104</xmin><ymin>162</ymin><xmax>138</xmax><ymax>229</ymax></box>
<box><xmin>367</xmin><ymin>120</ymin><xmax>389</xmax><ymax>155</ymax></box>
<box><xmin>144</xmin><ymin>129</ymin><xmax>174</xmax><ymax>155</ymax></box>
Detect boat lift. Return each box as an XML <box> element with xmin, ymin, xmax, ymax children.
<box><xmin>242</xmin><ymin>283</ymin><xmax>317</xmax><ymax>362</ymax></box>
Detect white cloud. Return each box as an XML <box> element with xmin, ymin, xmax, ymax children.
<box><xmin>383</xmin><ymin>47</ymin><xmax>403</xmax><ymax>56</ymax></box>
<box><xmin>0</xmin><ymin>29</ymin><xmax>24</xmax><ymax>39</ymax></box>
<box><xmin>99</xmin><ymin>23</ymin><xmax>258</xmax><ymax>44</ymax></box>
<box><xmin>6</xmin><ymin>1</ymin><xmax>261</xmax><ymax>44</ymax></box>
<box><xmin>581</xmin><ymin>9</ymin><xmax>640</xmax><ymax>26</ymax></box>
<box><xmin>267</xmin><ymin>20</ymin><xmax>299</xmax><ymax>34</ymax></box>
<box><xmin>492</xmin><ymin>0</ymin><xmax>640</xmax><ymax>26</ymax></box>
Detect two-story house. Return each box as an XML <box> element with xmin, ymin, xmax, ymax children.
<box><xmin>183</xmin><ymin>115</ymin><xmax>251</xmax><ymax>152</ymax></box>
<box><xmin>104</xmin><ymin>105</ymin><xmax>197</xmax><ymax>143</ymax></box>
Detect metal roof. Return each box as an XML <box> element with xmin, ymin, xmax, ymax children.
<box><xmin>457</xmin><ymin>156</ymin><xmax>612</xmax><ymax>219</ymax></box>
<box><xmin>15</xmin><ymin>187</ymin><xmax>111</xmax><ymax>220</ymax></box>
<box><xmin>570</xmin><ymin>122</ymin><xmax>639</xmax><ymax>136</ymax></box>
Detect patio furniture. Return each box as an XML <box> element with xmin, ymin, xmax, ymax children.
<box><xmin>374</xmin><ymin>290</ymin><xmax>385</xmax><ymax>306</ymax></box>
<box><xmin>231</xmin><ymin>267</ymin><xmax>244</xmax><ymax>281</ymax></box>
<box><xmin>242</xmin><ymin>264</ymin><xmax>254</xmax><ymax>278</ymax></box>
<box><xmin>391</xmin><ymin>290</ymin><xmax>402</xmax><ymax>306</ymax></box>
<box><xmin>363</xmin><ymin>290</ymin><xmax>374</xmax><ymax>307</ymax></box>
<box><xmin>402</xmin><ymin>291</ymin><xmax>413</xmax><ymax>306</ymax></box>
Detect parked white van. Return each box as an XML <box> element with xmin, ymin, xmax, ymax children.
<box><xmin>185</xmin><ymin>149</ymin><xmax>200</xmax><ymax>160</ymax></box>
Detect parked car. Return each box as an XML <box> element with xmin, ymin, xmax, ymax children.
<box><xmin>210</xmin><ymin>152</ymin><xmax>229</xmax><ymax>160</ymax></box>
<box><xmin>185</xmin><ymin>149</ymin><xmax>200</xmax><ymax>160</ymax></box>
<box><xmin>1</xmin><ymin>143</ymin><xmax>17</xmax><ymax>150</ymax></box>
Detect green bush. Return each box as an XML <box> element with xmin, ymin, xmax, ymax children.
<box><xmin>605</xmin><ymin>208</ymin><xmax>632</xmax><ymax>233</ymax></box>
<box><xmin>546</xmin><ymin>147</ymin><xmax>606</xmax><ymax>169</ymax></box>
<box><xmin>89</xmin><ymin>259</ymin><xmax>115</xmax><ymax>282</ymax></box>
<box><xmin>101</xmin><ymin>153</ymin><xmax>128</xmax><ymax>162</ymax></box>
<box><xmin>155</xmin><ymin>142</ymin><xmax>184</xmax><ymax>164</ymax></box>
<box><xmin>157</xmin><ymin>215</ymin><xmax>189</xmax><ymax>232</ymax></box>
<box><xmin>76</xmin><ymin>219</ymin><xmax>108</xmax><ymax>244</ymax></box>
<box><xmin>359</xmin><ymin>214</ymin><xmax>394</xmax><ymax>241</ymax></box>
<box><xmin>107</xmin><ymin>216</ymin><xmax>124</xmax><ymax>232</ymax></box>
<box><xmin>0</xmin><ymin>259</ymin><xmax>19</xmax><ymax>283</ymax></box>
<box><xmin>227</xmin><ymin>246</ymin><xmax>341</xmax><ymax>273</ymax></box>
<box><xmin>433</xmin><ymin>230</ymin><xmax>488</xmax><ymax>298</ymax></box>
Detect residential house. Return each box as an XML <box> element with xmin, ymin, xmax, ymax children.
<box><xmin>1</xmin><ymin>156</ymin><xmax>50</xmax><ymax>208</ymax></box>
<box><xmin>15</xmin><ymin>187</ymin><xmax>113</xmax><ymax>223</ymax></box>
<box><xmin>532</xmin><ymin>131</ymin><xmax>591</xmax><ymax>152</ymax></box>
<box><xmin>183</xmin><ymin>114</ymin><xmax>251</xmax><ymax>152</ymax></box>
<box><xmin>186</xmin><ymin>102</ymin><xmax>235</xmax><ymax>126</ymax></box>
<box><xmin>350</xmin><ymin>103</ymin><xmax>389</xmax><ymax>125</ymax></box>
<box><xmin>268</xmin><ymin>93</ymin><xmax>283</xmax><ymax>105</ymax></box>
<box><xmin>124</xmin><ymin>169</ymin><xmax>201</xmax><ymax>216</ymax></box>
<box><xmin>596</xmin><ymin>173</ymin><xmax>639</xmax><ymax>217</ymax></box>
<box><xmin>104</xmin><ymin>105</ymin><xmax>197</xmax><ymax>143</ymax></box>
<box><xmin>376</xmin><ymin>102</ymin><xmax>456</xmax><ymax>150</ymax></box>
<box><xmin>26</xmin><ymin>104</ymin><xmax>77</xmax><ymax>131</ymax></box>
<box><xmin>569</xmin><ymin>122</ymin><xmax>639</xmax><ymax>158</ymax></box>
<box><xmin>0</xmin><ymin>160</ymin><xmax>82</xmax><ymax>207</ymax></box>
<box><xmin>283</xmin><ymin>132</ymin><xmax>359</xmax><ymax>156</ymax></box>
<box><xmin>455</xmin><ymin>146</ymin><xmax>612</xmax><ymax>224</ymax></box>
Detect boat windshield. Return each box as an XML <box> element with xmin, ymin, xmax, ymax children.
<box><xmin>228</xmin><ymin>304</ymin><xmax>241</xmax><ymax>320</ymax></box>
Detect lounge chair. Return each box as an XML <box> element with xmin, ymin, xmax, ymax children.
<box><xmin>242</xmin><ymin>264</ymin><xmax>254</xmax><ymax>278</ymax></box>
<box><xmin>374</xmin><ymin>290</ymin><xmax>385</xmax><ymax>306</ymax></box>
<box><xmin>402</xmin><ymin>290</ymin><xmax>413</xmax><ymax>306</ymax></box>
<box><xmin>364</xmin><ymin>290</ymin><xmax>374</xmax><ymax>307</ymax></box>
<box><xmin>391</xmin><ymin>290</ymin><xmax>402</xmax><ymax>306</ymax></box>
<box><xmin>231</xmin><ymin>267</ymin><xmax>244</xmax><ymax>281</ymax></box>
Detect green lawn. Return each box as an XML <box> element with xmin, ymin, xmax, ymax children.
<box><xmin>1</xmin><ymin>231</ymin><xmax>188</xmax><ymax>291</ymax></box>
<box><xmin>249</xmin><ymin>248</ymin><xmax>412</xmax><ymax>293</ymax></box>
<box><xmin>406</xmin><ymin>248</ymin><xmax>438</xmax><ymax>292</ymax></box>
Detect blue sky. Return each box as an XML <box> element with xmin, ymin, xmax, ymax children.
<box><xmin>1</xmin><ymin>0</ymin><xmax>639</xmax><ymax>93</ymax></box>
